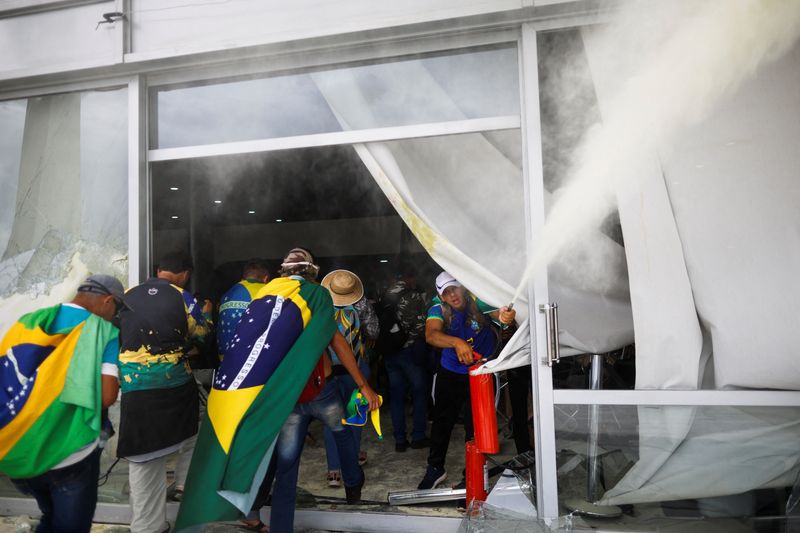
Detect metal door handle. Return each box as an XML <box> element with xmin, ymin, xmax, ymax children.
<box><xmin>539</xmin><ymin>302</ymin><xmax>560</xmax><ymax>367</ymax></box>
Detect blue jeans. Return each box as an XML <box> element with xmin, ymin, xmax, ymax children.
<box><xmin>271</xmin><ymin>380</ymin><xmax>363</xmax><ymax>533</ymax></box>
<box><xmin>384</xmin><ymin>339</ymin><xmax>429</xmax><ymax>444</ymax></box>
<box><xmin>323</xmin><ymin>359</ymin><xmax>370</xmax><ymax>471</ymax></box>
<box><xmin>12</xmin><ymin>447</ymin><xmax>101</xmax><ymax>533</ymax></box>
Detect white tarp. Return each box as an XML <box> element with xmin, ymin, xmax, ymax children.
<box><xmin>582</xmin><ymin>0</ymin><xmax>800</xmax><ymax>392</ymax></box>
<box><xmin>312</xmin><ymin>57</ymin><xmax>634</xmax><ymax>368</ymax></box>
<box><xmin>599</xmin><ymin>406</ymin><xmax>800</xmax><ymax>506</ymax></box>
<box><xmin>579</xmin><ymin>0</ymin><xmax>800</xmax><ymax>507</ymax></box>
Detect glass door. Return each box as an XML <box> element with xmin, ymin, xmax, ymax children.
<box><xmin>524</xmin><ymin>16</ymin><xmax>800</xmax><ymax>530</ymax></box>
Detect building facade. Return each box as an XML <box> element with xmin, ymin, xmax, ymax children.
<box><xmin>1</xmin><ymin>0</ymin><xmax>799</xmax><ymax>529</ymax></box>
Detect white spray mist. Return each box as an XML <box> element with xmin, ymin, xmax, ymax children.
<box><xmin>513</xmin><ymin>0</ymin><xmax>800</xmax><ymax>303</ymax></box>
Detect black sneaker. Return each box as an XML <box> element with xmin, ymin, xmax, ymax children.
<box><xmin>417</xmin><ymin>465</ymin><xmax>447</xmax><ymax>490</ymax></box>
<box><xmin>345</xmin><ymin>469</ymin><xmax>365</xmax><ymax>504</ymax></box>
<box><xmin>395</xmin><ymin>441</ymin><xmax>408</xmax><ymax>453</ymax></box>
<box><xmin>410</xmin><ymin>437</ymin><xmax>431</xmax><ymax>449</ymax></box>
<box><xmin>452</xmin><ymin>478</ymin><xmax>466</xmax><ymax>490</ymax></box>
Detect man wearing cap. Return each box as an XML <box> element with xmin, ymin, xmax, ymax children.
<box><xmin>320</xmin><ymin>269</ymin><xmax>372</xmax><ymax>487</ymax></box>
<box><xmin>417</xmin><ymin>271</ymin><xmax>515</xmax><ymax>490</ymax></box>
<box><xmin>117</xmin><ymin>251</ymin><xmax>212</xmax><ymax>533</ymax></box>
<box><xmin>270</xmin><ymin>250</ymin><xmax>379</xmax><ymax>533</ymax></box>
<box><xmin>0</xmin><ymin>274</ymin><xmax>126</xmax><ymax>532</ymax></box>
<box><xmin>217</xmin><ymin>259</ymin><xmax>270</xmax><ymax>360</ymax></box>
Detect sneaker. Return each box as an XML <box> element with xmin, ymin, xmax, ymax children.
<box><xmin>395</xmin><ymin>441</ymin><xmax>408</xmax><ymax>453</ymax></box>
<box><xmin>417</xmin><ymin>465</ymin><xmax>447</xmax><ymax>490</ymax></box>
<box><xmin>345</xmin><ymin>469</ymin><xmax>365</xmax><ymax>504</ymax></box>
<box><xmin>410</xmin><ymin>437</ymin><xmax>431</xmax><ymax>449</ymax></box>
<box><xmin>452</xmin><ymin>478</ymin><xmax>466</xmax><ymax>490</ymax></box>
<box><xmin>326</xmin><ymin>470</ymin><xmax>342</xmax><ymax>488</ymax></box>
<box><xmin>358</xmin><ymin>451</ymin><xmax>368</xmax><ymax>466</ymax></box>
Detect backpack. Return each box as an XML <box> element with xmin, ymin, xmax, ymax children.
<box><xmin>376</xmin><ymin>291</ymin><xmax>409</xmax><ymax>354</ymax></box>
<box><xmin>297</xmin><ymin>354</ymin><xmax>326</xmax><ymax>403</ymax></box>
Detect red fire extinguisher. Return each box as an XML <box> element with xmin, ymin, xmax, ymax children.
<box><xmin>469</xmin><ymin>354</ymin><xmax>499</xmax><ymax>454</ymax></box>
<box><xmin>465</xmin><ymin>440</ymin><xmax>488</xmax><ymax>506</ymax></box>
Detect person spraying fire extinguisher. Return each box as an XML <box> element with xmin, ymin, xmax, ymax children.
<box><xmin>417</xmin><ymin>272</ymin><xmax>516</xmax><ymax>491</ymax></box>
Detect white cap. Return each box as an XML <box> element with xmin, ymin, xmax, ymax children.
<box><xmin>435</xmin><ymin>271</ymin><xmax>462</xmax><ymax>296</ymax></box>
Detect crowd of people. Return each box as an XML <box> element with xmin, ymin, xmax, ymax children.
<box><xmin>0</xmin><ymin>246</ymin><xmax>524</xmax><ymax>533</ymax></box>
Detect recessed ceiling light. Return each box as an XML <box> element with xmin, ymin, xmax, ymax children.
<box><xmin>248</xmin><ymin>210</ymin><xmax>255</xmax><ymax>214</ymax></box>
<box><xmin>213</xmin><ymin>200</ymin><xmax>222</xmax><ymax>204</ymax></box>
<box><xmin>170</xmin><ymin>187</ymin><xmax>179</xmax><ymax>191</ymax></box>
<box><xmin>379</xmin><ymin>259</ymin><xmax>389</xmax><ymax>263</ymax></box>
<box><xmin>171</xmin><ymin>215</ymin><xmax>179</xmax><ymax>219</ymax></box>
<box><xmin>275</xmin><ymin>219</ymin><xmax>283</xmax><ymax>222</ymax></box>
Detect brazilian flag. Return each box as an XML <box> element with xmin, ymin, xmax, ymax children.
<box><xmin>175</xmin><ymin>277</ymin><xmax>336</xmax><ymax>531</ymax></box>
<box><xmin>0</xmin><ymin>305</ymin><xmax>115</xmax><ymax>478</ymax></box>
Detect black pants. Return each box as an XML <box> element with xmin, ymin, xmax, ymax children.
<box><xmin>427</xmin><ymin>369</ymin><xmax>473</xmax><ymax>470</ymax></box>
<box><xmin>507</xmin><ymin>365</ymin><xmax>533</xmax><ymax>454</ymax></box>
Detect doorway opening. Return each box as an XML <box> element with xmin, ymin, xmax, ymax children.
<box><xmin>148</xmin><ymin>144</ymin><xmax>527</xmax><ymax>519</ymax></box>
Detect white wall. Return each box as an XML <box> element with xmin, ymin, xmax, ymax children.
<box><xmin>0</xmin><ymin>0</ymin><xmax>529</xmax><ymax>81</ymax></box>
<box><xmin>0</xmin><ymin>1</ymin><xmax>120</xmax><ymax>80</ymax></box>
<box><xmin>128</xmin><ymin>0</ymin><xmax>524</xmax><ymax>59</ymax></box>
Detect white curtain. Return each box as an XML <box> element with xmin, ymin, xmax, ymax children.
<box><xmin>582</xmin><ymin>4</ymin><xmax>800</xmax><ymax>393</ymax></box>
<box><xmin>312</xmin><ymin>58</ymin><xmax>634</xmax><ymax>369</ymax></box>
<box><xmin>599</xmin><ymin>406</ymin><xmax>800</xmax><ymax>506</ymax></box>
<box><xmin>582</xmin><ymin>10</ymin><xmax>800</xmax><ymax>505</ymax></box>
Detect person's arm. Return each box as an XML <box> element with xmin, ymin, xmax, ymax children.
<box><xmin>101</xmin><ymin>335</ymin><xmax>120</xmax><ymax>408</ymax></box>
<box><xmin>329</xmin><ymin>331</ymin><xmax>380</xmax><ymax>411</ymax></box>
<box><xmin>488</xmin><ymin>306</ymin><xmax>517</xmax><ymax>326</ymax></box>
<box><xmin>184</xmin><ymin>290</ymin><xmax>213</xmax><ymax>342</ymax></box>
<box><xmin>425</xmin><ymin>318</ymin><xmax>474</xmax><ymax>365</ymax></box>
<box><xmin>101</xmin><ymin>374</ymin><xmax>119</xmax><ymax>408</ymax></box>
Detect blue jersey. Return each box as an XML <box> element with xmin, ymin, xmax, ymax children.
<box><xmin>427</xmin><ymin>296</ymin><xmax>496</xmax><ymax>375</ymax></box>
<box><xmin>217</xmin><ymin>279</ymin><xmax>266</xmax><ymax>357</ymax></box>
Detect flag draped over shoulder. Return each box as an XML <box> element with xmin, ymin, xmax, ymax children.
<box><xmin>175</xmin><ymin>277</ymin><xmax>336</xmax><ymax>532</ymax></box>
<box><xmin>0</xmin><ymin>305</ymin><xmax>111</xmax><ymax>478</ymax></box>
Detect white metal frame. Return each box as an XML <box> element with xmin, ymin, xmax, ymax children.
<box><xmin>554</xmin><ymin>389</ymin><xmax>800</xmax><ymax>407</ymax></box>
<box><xmin>148</xmin><ymin>116</ymin><xmax>520</xmax><ymax>162</ymax></box>
<box><xmin>128</xmin><ymin>74</ymin><xmax>149</xmax><ymax>287</ymax></box>
<box><xmin>518</xmin><ymin>22</ymin><xmax>560</xmax><ymax>523</ymax></box>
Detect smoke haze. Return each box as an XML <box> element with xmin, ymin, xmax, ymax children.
<box><xmin>516</xmin><ymin>0</ymin><xmax>800</xmax><ymax>301</ymax></box>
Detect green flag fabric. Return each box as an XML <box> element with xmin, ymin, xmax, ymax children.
<box><xmin>175</xmin><ymin>276</ymin><xmax>336</xmax><ymax>531</ymax></box>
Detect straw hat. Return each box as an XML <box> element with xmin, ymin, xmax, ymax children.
<box><xmin>321</xmin><ymin>269</ymin><xmax>364</xmax><ymax>307</ymax></box>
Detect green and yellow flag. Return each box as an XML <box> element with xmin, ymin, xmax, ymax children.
<box><xmin>175</xmin><ymin>276</ymin><xmax>336</xmax><ymax>531</ymax></box>
<box><xmin>0</xmin><ymin>305</ymin><xmax>114</xmax><ymax>478</ymax></box>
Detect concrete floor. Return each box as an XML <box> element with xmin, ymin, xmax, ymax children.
<box><xmin>0</xmin><ymin>401</ymin><xmax>523</xmax><ymax>531</ymax></box>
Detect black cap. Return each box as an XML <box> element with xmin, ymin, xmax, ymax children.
<box><xmin>77</xmin><ymin>274</ymin><xmax>131</xmax><ymax>310</ymax></box>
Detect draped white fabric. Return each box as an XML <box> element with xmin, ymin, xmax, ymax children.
<box><xmin>599</xmin><ymin>406</ymin><xmax>800</xmax><ymax>506</ymax></box>
<box><xmin>313</xmin><ymin>56</ymin><xmax>634</xmax><ymax>370</ymax></box>
<box><xmin>582</xmin><ymin>7</ymin><xmax>800</xmax><ymax>392</ymax></box>
<box><xmin>582</xmin><ymin>16</ymin><xmax>800</xmax><ymax>506</ymax></box>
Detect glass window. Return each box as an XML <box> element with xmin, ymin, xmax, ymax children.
<box><xmin>555</xmin><ymin>403</ymin><xmax>800</xmax><ymax>526</ymax></box>
<box><xmin>0</xmin><ymin>87</ymin><xmax>128</xmax><ymax>502</ymax></box>
<box><xmin>153</xmin><ymin>45</ymin><xmax>520</xmax><ymax>149</ymax></box>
